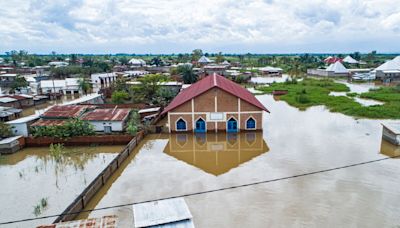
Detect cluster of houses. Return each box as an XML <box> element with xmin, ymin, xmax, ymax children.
<box><xmin>307</xmin><ymin>55</ymin><xmax>400</xmax><ymax>82</ymax></box>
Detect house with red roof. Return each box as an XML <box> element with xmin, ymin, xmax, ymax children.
<box><xmin>161</xmin><ymin>73</ymin><xmax>269</xmax><ymax>133</ymax></box>
<box><xmin>81</xmin><ymin>108</ymin><xmax>131</xmax><ymax>133</ymax></box>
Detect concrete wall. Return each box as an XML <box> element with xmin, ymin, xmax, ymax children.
<box><xmin>89</xmin><ymin>121</ymin><xmax>125</xmax><ymax>132</ymax></box>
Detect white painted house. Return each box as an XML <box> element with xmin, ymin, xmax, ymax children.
<box><xmin>7</xmin><ymin>114</ymin><xmax>40</xmax><ymax>137</ymax></box>
<box><xmin>40</xmin><ymin>78</ymin><xmax>82</xmax><ymax>94</ymax></box>
<box><xmin>90</xmin><ymin>72</ymin><xmax>118</xmax><ymax>93</ymax></box>
<box><xmin>81</xmin><ymin>108</ymin><xmax>131</xmax><ymax>133</ymax></box>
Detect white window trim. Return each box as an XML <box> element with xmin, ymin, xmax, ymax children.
<box><xmin>175</xmin><ymin>117</ymin><xmax>187</xmax><ymax>131</ymax></box>
<box><xmin>245</xmin><ymin>116</ymin><xmax>257</xmax><ymax>130</ymax></box>
<box><xmin>195</xmin><ymin>116</ymin><xmax>207</xmax><ymax>132</ymax></box>
<box><xmin>226</xmin><ymin>116</ymin><xmax>238</xmax><ymax>132</ymax></box>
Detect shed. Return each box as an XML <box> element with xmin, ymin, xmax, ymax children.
<box><xmin>7</xmin><ymin>114</ymin><xmax>39</xmax><ymax>136</ymax></box>
<box><xmin>382</xmin><ymin>123</ymin><xmax>400</xmax><ymax>145</ymax></box>
<box><xmin>0</xmin><ymin>136</ymin><xmax>23</xmax><ymax>154</ymax></box>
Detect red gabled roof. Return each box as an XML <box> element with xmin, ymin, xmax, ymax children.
<box><xmin>161</xmin><ymin>74</ymin><xmax>269</xmax><ymax>115</ymax></box>
<box><xmin>31</xmin><ymin>119</ymin><xmax>66</xmax><ymax>127</ymax></box>
<box><xmin>81</xmin><ymin>108</ymin><xmax>131</xmax><ymax>121</ymax></box>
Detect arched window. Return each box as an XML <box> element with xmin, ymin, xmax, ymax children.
<box><xmin>176</xmin><ymin>118</ymin><xmax>187</xmax><ymax>131</ymax></box>
<box><xmin>246</xmin><ymin>117</ymin><xmax>256</xmax><ymax>129</ymax></box>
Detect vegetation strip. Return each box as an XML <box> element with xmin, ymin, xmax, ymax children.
<box><xmin>2</xmin><ymin>153</ymin><xmax>399</xmax><ymax>226</ymax></box>
<box><xmin>257</xmin><ymin>78</ymin><xmax>400</xmax><ymax>119</ymax></box>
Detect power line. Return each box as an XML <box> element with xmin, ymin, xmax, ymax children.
<box><xmin>1</xmin><ymin>154</ymin><xmax>398</xmax><ymax>226</ymax></box>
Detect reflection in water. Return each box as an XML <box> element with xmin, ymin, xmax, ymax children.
<box><xmin>164</xmin><ymin>132</ymin><xmax>269</xmax><ymax>176</ymax></box>
<box><xmin>380</xmin><ymin>139</ymin><xmax>400</xmax><ymax>158</ymax></box>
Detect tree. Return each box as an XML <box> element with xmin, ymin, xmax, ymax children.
<box><xmin>78</xmin><ymin>77</ymin><xmax>91</xmax><ymax>95</ymax></box>
<box><xmin>11</xmin><ymin>76</ymin><xmax>29</xmax><ymax>92</ymax></box>
<box><xmin>126</xmin><ymin>110</ymin><xmax>140</xmax><ymax>135</ymax></box>
<box><xmin>191</xmin><ymin>49</ymin><xmax>203</xmax><ymax>61</ymax></box>
<box><xmin>178</xmin><ymin>65</ymin><xmax>197</xmax><ymax>84</ymax></box>
<box><xmin>111</xmin><ymin>91</ymin><xmax>129</xmax><ymax>104</ymax></box>
<box><xmin>0</xmin><ymin>122</ymin><xmax>12</xmax><ymax>138</ymax></box>
<box><xmin>152</xmin><ymin>87</ymin><xmax>178</xmax><ymax>107</ymax></box>
<box><xmin>150</xmin><ymin>57</ymin><xmax>164</xmax><ymax>66</ymax></box>
<box><xmin>215</xmin><ymin>52</ymin><xmax>224</xmax><ymax>63</ymax></box>
<box><xmin>136</xmin><ymin>74</ymin><xmax>168</xmax><ymax>101</ymax></box>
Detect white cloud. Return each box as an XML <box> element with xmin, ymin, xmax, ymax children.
<box><xmin>0</xmin><ymin>0</ymin><xmax>399</xmax><ymax>53</ymax></box>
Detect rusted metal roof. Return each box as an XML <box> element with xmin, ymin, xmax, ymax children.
<box><xmin>37</xmin><ymin>215</ymin><xmax>118</xmax><ymax>228</ymax></box>
<box><xmin>161</xmin><ymin>73</ymin><xmax>269</xmax><ymax>115</ymax></box>
<box><xmin>41</xmin><ymin>105</ymin><xmax>87</xmax><ymax>118</ymax></box>
<box><xmin>81</xmin><ymin>108</ymin><xmax>130</xmax><ymax>121</ymax></box>
<box><xmin>31</xmin><ymin>119</ymin><xmax>66</xmax><ymax>127</ymax></box>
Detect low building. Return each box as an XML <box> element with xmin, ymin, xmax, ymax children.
<box><xmin>90</xmin><ymin>72</ymin><xmax>118</xmax><ymax>93</ymax></box>
<box><xmin>343</xmin><ymin>56</ymin><xmax>359</xmax><ymax>64</ymax></box>
<box><xmin>307</xmin><ymin>61</ymin><xmax>349</xmax><ymax>77</ymax></box>
<box><xmin>39</xmin><ymin>78</ymin><xmax>82</xmax><ymax>95</ymax></box>
<box><xmin>371</xmin><ymin>56</ymin><xmax>400</xmax><ymax>82</ymax></box>
<box><xmin>128</xmin><ymin>58</ymin><xmax>146</xmax><ymax>67</ymax></box>
<box><xmin>161</xmin><ymin>73</ymin><xmax>269</xmax><ymax>133</ymax></box>
<box><xmin>0</xmin><ymin>136</ymin><xmax>23</xmax><ymax>154</ymax></box>
<box><xmin>198</xmin><ymin>56</ymin><xmax>213</xmax><ymax>65</ymax></box>
<box><xmin>203</xmin><ymin>65</ymin><xmax>228</xmax><ymax>76</ymax></box>
<box><xmin>0</xmin><ymin>106</ymin><xmax>22</xmax><ymax>121</ymax></box>
<box><xmin>7</xmin><ymin>114</ymin><xmax>39</xmax><ymax>136</ymax></box>
<box><xmin>0</xmin><ymin>73</ymin><xmax>17</xmax><ymax>87</ymax></box>
<box><xmin>259</xmin><ymin>66</ymin><xmax>283</xmax><ymax>76</ymax></box>
<box><xmin>382</xmin><ymin>123</ymin><xmax>400</xmax><ymax>146</ymax></box>
<box><xmin>81</xmin><ymin>108</ymin><xmax>131</xmax><ymax>133</ymax></box>
<box><xmin>0</xmin><ymin>95</ymin><xmax>34</xmax><ymax>108</ymax></box>
<box><xmin>48</xmin><ymin>61</ymin><xmax>69</xmax><ymax>67</ymax></box>
<box><xmin>40</xmin><ymin>105</ymin><xmax>88</xmax><ymax>119</ymax></box>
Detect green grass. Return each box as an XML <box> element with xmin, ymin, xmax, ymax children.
<box><xmin>257</xmin><ymin>78</ymin><xmax>400</xmax><ymax>119</ymax></box>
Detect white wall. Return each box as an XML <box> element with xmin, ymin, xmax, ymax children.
<box><xmin>89</xmin><ymin>121</ymin><xmax>125</xmax><ymax>132</ymax></box>
<box><xmin>9</xmin><ymin>123</ymin><xmax>29</xmax><ymax>137</ymax></box>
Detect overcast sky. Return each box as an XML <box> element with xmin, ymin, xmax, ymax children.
<box><xmin>1</xmin><ymin>0</ymin><xmax>400</xmax><ymax>54</ymax></box>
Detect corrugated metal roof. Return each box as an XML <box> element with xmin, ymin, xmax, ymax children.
<box><xmin>81</xmin><ymin>108</ymin><xmax>130</xmax><ymax>121</ymax></box>
<box><xmin>0</xmin><ymin>97</ymin><xmax>17</xmax><ymax>103</ymax></box>
<box><xmin>31</xmin><ymin>119</ymin><xmax>66</xmax><ymax>127</ymax></box>
<box><xmin>37</xmin><ymin>215</ymin><xmax>118</xmax><ymax>228</ymax></box>
<box><xmin>161</xmin><ymin>74</ymin><xmax>269</xmax><ymax>115</ymax></box>
<box><xmin>41</xmin><ymin>105</ymin><xmax>87</xmax><ymax>118</ymax></box>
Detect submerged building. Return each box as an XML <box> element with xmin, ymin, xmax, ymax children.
<box><xmin>160</xmin><ymin>73</ymin><xmax>269</xmax><ymax>133</ymax></box>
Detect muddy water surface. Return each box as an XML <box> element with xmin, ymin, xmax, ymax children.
<box><xmin>0</xmin><ymin>145</ymin><xmax>123</xmax><ymax>228</ymax></box>
<box><xmin>82</xmin><ymin>94</ymin><xmax>400</xmax><ymax>228</ymax></box>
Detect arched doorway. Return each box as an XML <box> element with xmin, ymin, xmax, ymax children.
<box><xmin>227</xmin><ymin>117</ymin><xmax>238</xmax><ymax>133</ymax></box>
<box><xmin>176</xmin><ymin>118</ymin><xmax>187</xmax><ymax>131</ymax></box>
<box><xmin>195</xmin><ymin>118</ymin><xmax>206</xmax><ymax>133</ymax></box>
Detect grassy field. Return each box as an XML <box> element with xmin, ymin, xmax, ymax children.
<box><xmin>257</xmin><ymin>78</ymin><xmax>400</xmax><ymax>119</ymax></box>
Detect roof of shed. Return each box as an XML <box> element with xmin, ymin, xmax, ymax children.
<box><xmin>81</xmin><ymin>108</ymin><xmax>131</xmax><ymax>121</ymax></box>
<box><xmin>41</xmin><ymin>105</ymin><xmax>87</xmax><ymax>118</ymax></box>
<box><xmin>161</xmin><ymin>74</ymin><xmax>269</xmax><ymax>115</ymax></box>
<box><xmin>31</xmin><ymin>119</ymin><xmax>66</xmax><ymax>127</ymax></box>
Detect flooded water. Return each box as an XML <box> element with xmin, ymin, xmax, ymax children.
<box><xmin>77</xmin><ymin>94</ymin><xmax>400</xmax><ymax>228</ymax></box>
<box><xmin>0</xmin><ymin>145</ymin><xmax>124</xmax><ymax>228</ymax></box>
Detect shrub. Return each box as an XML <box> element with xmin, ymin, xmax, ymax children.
<box><xmin>126</xmin><ymin>110</ymin><xmax>140</xmax><ymax>135</ymax></box>
<box><xmin>0</xmin><ymin>122</ymin><xmax>12</xmax><ymax>138</ymax></box>
<box><xmin>111</xmin><ymin>91</ymin><xmax>129</xmax><ymax>104</ymax></box>
<box><xmin>31</xmin><ymin>119</ymin><xmax>95</xmax><ymax>138</ymax></box>
<box><xmin>296</xmin><ymin>94</ymin><xmax>310</xmax><ymax>104</ymax></box>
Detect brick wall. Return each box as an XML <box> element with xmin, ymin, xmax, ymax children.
<box><xmin>25</xmin><ymin>135</ymin><xmax>134</xmax><ymax>147</ymax></box>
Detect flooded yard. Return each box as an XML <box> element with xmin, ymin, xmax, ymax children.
<box><xmin>78</xmin><ymin>94</ymin><xmax>400</xmax><ymax>227</ymax></box>
<box><xmin>0</xmin><ymin>145</ymin><xmax>124</xmax><ymax>228</ymax></box>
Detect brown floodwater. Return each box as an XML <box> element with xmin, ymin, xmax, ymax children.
<box><xmin>0</xmin><ymin>145</ymin><xmax>124</xmax><ymax>228</ymax></box>
<box><xmin>77</xmin><ymin>93</ymin><xmax>400</xmax><ymax>228</ymax></box>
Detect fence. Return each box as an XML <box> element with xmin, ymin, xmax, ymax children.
<box><xmin>53</xmin><ymin>130</ymin><xmax>146</xmax><ymax>223</ymax></box>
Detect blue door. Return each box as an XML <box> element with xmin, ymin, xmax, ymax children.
<box><xmin>195</xmin><ymin>118</ymin><xmax>206</xmax><ymax>133</ymax></box>
<box><xmin>227</xmin><ymin>118</ymin><xmax>238</xmax><ymax>132</ymax></box>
